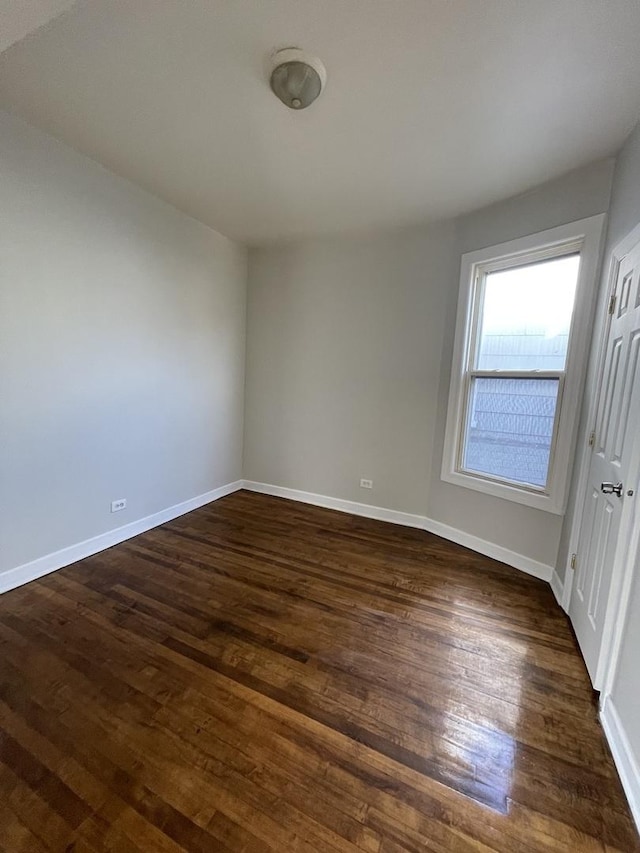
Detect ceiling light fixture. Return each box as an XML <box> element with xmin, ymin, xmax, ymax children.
<box><xmin>269</xmin><ymin>48</ymin><xmax>326</xmax><ymax>110</ymax></box>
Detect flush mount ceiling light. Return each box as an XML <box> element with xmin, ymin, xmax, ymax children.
<box><xmin>269</xmin><ymin>48</ymin><xmax>327</xmax><ymax>110</ymax></box>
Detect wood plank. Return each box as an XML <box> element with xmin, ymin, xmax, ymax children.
<box><xmin>0</xmin><ymin>490</ymin><xmax>637</xmax><ymax>851</ymax></box>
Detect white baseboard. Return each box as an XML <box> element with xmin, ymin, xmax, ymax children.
<box><xmin>241</xmin><ymin>480</ymin><xmax>553</xmax><ymax>583</ymax></box>
<box><xmin>0</xmin><ymin>480</ymin><xmax>243</xmax><ymax>595</ymax></box>
<box><xmin>3</xmin><ymin>478</ymin><xmax>555</xmax><ymax>595</ymax></box>
<box><xmin>420</xmin><ymin>515</ymin><xmax>553</xmax><ymax>582</ymax></box>
<box><xmin>241</xmin><ymin>480</ymin><xmax>427</xmax><ymax>529</ymax></box>
<box><xmin>550</xmin><ymin>569</ymin><xmax>565</xmax><ymax>610</ymax></box>
<box><xmin>601</xmin><ymin>695</ymin><xmax>640</xmax><ymax>833</ymax></box>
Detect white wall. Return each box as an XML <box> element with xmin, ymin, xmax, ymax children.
<box><xmin>0</xmin><ymin>110</ymin><xmax>247</xmax><ymax>576</ymax></box>
<box><xmin>0</xmin><ymin>100</ymin><xmax>622</xmax><ymax>588</ymax></box>
<box><xmin>243</xmin><ymin>159</ymin><xmax>614</xmax><ymax>570</ymax></box>
<box><xmin>429</xmin><ymin>160</ymin><xmax>614</xmax><ymax>567</ymax></box>
<box><xmin>604</xmin><ymin>120</ymin><xmax>640</xmax><ymax>252</ymax></box>
<box><xmin>244</xmin><ymin>223</ymin><xmax>457</xmax><ymax>515</ymax></box>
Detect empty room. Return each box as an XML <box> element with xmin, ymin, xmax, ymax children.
<box><xmin>2</xmin><ymin>1</ymin><xmax>640</xmax><ymax>850</ymax></box>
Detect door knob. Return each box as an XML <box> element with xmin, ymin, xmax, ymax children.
<box><xmin>601</xmin><ymin>482</ymin><xmax>623</xmax><ymax>497</ymax></box>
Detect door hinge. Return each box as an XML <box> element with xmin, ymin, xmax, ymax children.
<box><xmin>609</xmin><ymin>293</ymin><xmax>617</xmax><ymax>315</ymax></box>
<box><xmin>589</xmin><ymin>431</ymin><xmax>595</xmax><ymax>447</ymax></box>
<box><xmin>570</xmin><ymin>553</ymin><xmax>577</xmax><ymax>571</ymax></box>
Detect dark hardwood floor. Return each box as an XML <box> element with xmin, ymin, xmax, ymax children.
<box><xmin>0</xmin><ymin>490</ymin><xmax>637</xmax><ymax>852</ymax></box>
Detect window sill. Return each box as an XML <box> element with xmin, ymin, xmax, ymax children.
<box><xmin>441</xmin><ymin>468</ymin><xmax>565</xmax><ymax>514</ymax></box>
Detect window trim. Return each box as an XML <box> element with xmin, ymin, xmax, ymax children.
<box><xmin>441</xmin><ymin>215</ymin><xmax>606</xmax><ymax>514</ymax></box>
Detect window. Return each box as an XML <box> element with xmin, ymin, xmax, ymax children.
<box><xmin>442</xmin><ymin>216</ymin><xmax>605</xmax><ymax>514</ymax></box>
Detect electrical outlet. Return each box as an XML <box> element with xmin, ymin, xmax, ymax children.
<box><xmin>111</xmin><ymin>498</ymin><xmax>127</xmax><ymax>513</ymax></box>
<box><xmin>360</xmin><ymin>479</ymin><xmax>373</xmax><ymax>489</ymax></box>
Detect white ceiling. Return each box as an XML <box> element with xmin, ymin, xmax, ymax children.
<box><xmin>1</xmin><ymin>0</ymin><xmax>640</xmax><ymax>245</ymax></box>
<box><xmin>0</xmin><ymin>0</ymin><xmax>77</xmax><ymax>53</ymax></box>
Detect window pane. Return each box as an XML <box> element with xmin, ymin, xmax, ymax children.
<box><xmin>476</xmin><ymin>255</ymin><xmax>580</xmax><ymax>370</ymax></box>
<box><xmin>462</xmin><ymin>377</ymin><xmax>559</xmax><ymax>487</ymax></box>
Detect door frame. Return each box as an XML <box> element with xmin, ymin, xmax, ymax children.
<box><xmin>565</xmin><ymin>219</ymin><xmax>640</xmax><ymax>689</ymax></box>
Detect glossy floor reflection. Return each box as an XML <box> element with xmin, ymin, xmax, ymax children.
<box><xmin>0</xmin><ymin>489</ymin><xmax>637</xmax><ymax>851</ymax></box>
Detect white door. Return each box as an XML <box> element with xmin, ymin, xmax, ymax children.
<box><xmin>570</xmin><ymin>236</ymin><xmax>640</xmax><ymax>687</ymax></box>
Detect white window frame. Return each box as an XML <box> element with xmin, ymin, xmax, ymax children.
<box><xmin>441</xmin><ymin>215</ymin><xmax>606</xmax><ymax>514</ymax></box>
